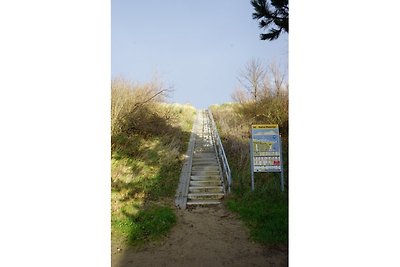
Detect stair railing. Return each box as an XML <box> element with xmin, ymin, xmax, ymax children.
<box><xmin>207</xmin><ymin>109</ymin><xmax>232</xmax><ymax>193</ymax></box>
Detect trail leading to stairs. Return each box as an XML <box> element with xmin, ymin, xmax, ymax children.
<box><xmin>112</xmin><ymin>205</ymin><xmax>288</xmax><ymax>267</ymax></box>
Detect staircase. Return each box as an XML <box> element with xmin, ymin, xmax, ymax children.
<box><xmin>175</xmin><ymin>110</ymin><xmax>226</xmax><ymax>208</ymax></box>
<box><xmin>187</xmin><ymin>110</ymin><xmax>225</xmax><ymax>206</ymax></box>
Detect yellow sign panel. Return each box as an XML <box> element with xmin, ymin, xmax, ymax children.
<box><xmin>252</xmin><ymin>124</ymin><xmax>279</xmax><ymax>129</ymax></box>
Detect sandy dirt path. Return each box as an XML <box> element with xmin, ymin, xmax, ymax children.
<box><xmin>112</xmin><ymin>205</ymin><xmax>287</xmax><ymax>267</ymax></box>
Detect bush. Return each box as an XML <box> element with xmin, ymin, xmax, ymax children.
<box><xmin>111</xmin><ymin>77</ymin><xmax>171</xmax><ymax>136</ymax></box>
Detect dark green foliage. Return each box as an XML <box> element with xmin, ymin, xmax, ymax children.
<box><xmin>251</xmin><ymin>0</ymin><xmax>289</xmax><ymax>41</ymax></box>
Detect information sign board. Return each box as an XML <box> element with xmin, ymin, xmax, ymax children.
<box><xmin>250</xmin><ymin>124</ymin><xmax>284</xmax><ymax>191</ymax></box>
<box><xmin>251</xmin><ymin>124</ymin><xmax>281</xmax><ymax>172</ymax></box>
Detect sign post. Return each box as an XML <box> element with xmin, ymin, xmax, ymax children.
<box><xmin>250</xmin><ymin>124</ymin><xmax>284</xmax><ymax>191</ymax></box>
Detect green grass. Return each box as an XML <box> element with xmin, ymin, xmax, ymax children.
<box><xmin>226</xmin><ymin>178</ymin><xmax>288</xmax><ymax>245</ymax></box>
<box><xmin>112</xmin><ymin>205</ymin><xmax>176</xmax><ymax>245</ymax></box>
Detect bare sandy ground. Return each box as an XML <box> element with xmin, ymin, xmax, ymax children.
<box><xmin>112</xmin><ymin>205</ymin><xmax>287</xmax><ymax>267</ymax></box>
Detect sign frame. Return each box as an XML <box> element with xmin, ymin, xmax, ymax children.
<box><xmin>250</xmin><ymin>124</ymin><xmax>285</xmax><ymax>191</ymax></box>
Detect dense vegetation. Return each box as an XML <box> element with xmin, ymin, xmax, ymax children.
<box><xmin>210</xmin><ymin>60</ymin><xmax>288</xmax><ymax>245</ymax></box>
<box><xmin>111</xmin><ymin>77</ymin><xmax>195</xmax><ymax>245</ymax></box>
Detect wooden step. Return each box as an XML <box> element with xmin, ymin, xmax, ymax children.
<box><xmin>188</xmin><ymin>192</ymin><xmax>224</xmax><ymax>200</ymax></box>
<box><xmin>191</xmin><ymin>170</ymin><xmax>220</xmax><ymax>175</ymax></box>
<box><xmin>193</xmin><ymin>158</ymin><xmax>217</xmax><ymax>161</ymax></box>
<box><xmin>190</xmin><ymin>180</ymin><xmax>222</xmax><ymax>186</ymax></box>
<box><xmin>193</xmin><ymin>162</ymin><xmax>218</xmax><ymax>165</ymax></box>
<box><xmin>191</xmin><ymin>162</ymin><xmax>219</xmax><ymax>166</ymax></box>
<box><xmin>191</xmin><ymin>165</ymin><xmax>219</xmax><ymax>169</ymax></box>
<box><xmin>189</xmin><ymin>186</ymin><xmax>223</xmax><ymax>193</ymax></box>
<box><xmin>193</xmin><ymin>152</ymin><xmax>216</xmax><ymax>157</ymax></box>
<box><xmin>192</xmin><ymin>159</ymin><xmax>218</xmax><ymax>166</ymax></box>
<box><xmin>191</xmin><ymin>166</ymin><xmax>219</xmax><ymax>170</ymax></box>
<box><xmin>194</xmin><ymin>144</ymin><xmax>213</xmax><ymax>147</ymax></box>
<box><xmin>190</xmin><ymin>175</ymin><xmax>220</xmax><ymax>181</ymax></box>
<box><xmin>193</xmin><ymin>159</ymin><xmax>217</xmax><ymax>163</ymax></box>
<box><xmin>190</xmin><ymin>170</ymin><xmax>220</xmax><ymax>176</ymax></box>
<box><xmin>194</xmin><ymin>144</ymin><xmax>213</xmax><ymax>148</ymax></box>
<box><xmin>192</xmin><ymin>156</ymin><xmax>217</xmax><ymax>159</ymax></box>
<box><xmin>186</xmin><ymin>199</ymin><xmax>221</xmax><ymax>206</ymax></box>
<box><xmin>194</xmin><ymin>150</ymin><xmax>214</xmax><ymax>153</ymax></box>
<box><xmin>191</xmin><ymin>166</ymin><xmax>220</xmax><ymax>172</ymax></box>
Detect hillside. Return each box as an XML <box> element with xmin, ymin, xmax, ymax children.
<box><xmin>111</xmin><ymin>78</ymin><xmax>196</xmax><ymax>245</ymax></box>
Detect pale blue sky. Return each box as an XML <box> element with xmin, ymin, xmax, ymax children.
<box><xmin>112</xmin><ymin>0</ymin><xmax>288</xmax><ymax>109</ymax></box>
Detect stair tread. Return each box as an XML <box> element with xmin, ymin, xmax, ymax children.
<box><xmin>188</xmin><ymin>192</ymin><xmax>224</xmax><ymax>196</ymax></box>
<box><xmin>191</xmin><ymin>175</ymin><xmax>221</xmax><ymax>178</ymax></box>
<box><xmin>190</xmin><ymin>178</ymin><xmax>220</xmax><ymax>182</ymax></box>
<box><xmin>192</xmin><ymin>162</ymin><xmax>219</xmax><ymax>164</ymax></box>
<box><xmin>191</xmin><ymin>166</ymin><xmax>219</xmax><ymax>169</ymax></box>
<box><xmin>186</xmin><ymin>200</ymin><xmax>221</xmax><ymax>205</ymax></box>
<box><xmin>191</xmin><ymin>169</ymin><xmax>220</xmax><ymax>172</ymax></box>
<box><xmin>189</xmin><ymin>187</ymin><xmax>224</xmax><ymax>193</ymax></box>
<box><xmin>189</xmin><ymin>186</ymin><xmax>223</xmax><ymax>189</ymax></box>
<box><xmin>191</xmin><ymin>172</ymin><xmax>220</xmax><ymax>175</ymax></box>
<box><xmin>190</xmin><ymin>181</ymin><xmax>222</xmax><ymax>184</ymax></box>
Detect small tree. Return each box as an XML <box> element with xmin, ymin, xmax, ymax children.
<box><xmin>233</xmin><ymin>60</ymin><xmax>288</xmax><ymax>134</ymax></box>
<box><xmin>251</xmin><ymin>0</ymin><xmax>289</xmax><ymax>41</ymax></box>
<box><xmin>237</xmin><ymin>58</ymin><xmax>265</xmax><ymax>102</ymax></box>
<box><xmin>111</xmin><ymin>77</ymin><xmax>172</xmax><ymax>136</ymax></box>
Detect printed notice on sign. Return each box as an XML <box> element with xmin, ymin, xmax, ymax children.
<box><xmin>251</xmin><ymin>124</ymin><xmax>281</xmax><ymax>172</ymax></box>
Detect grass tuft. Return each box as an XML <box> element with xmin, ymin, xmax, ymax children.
<box><xmin>127</xmin><ymin>205</ymin><xmax>176</xmax><ymax>245</ymax></box>
<box><xmin>112</xmin><ymin>205</ymin><xmax>176</xmax><ymax>246</ymax></box>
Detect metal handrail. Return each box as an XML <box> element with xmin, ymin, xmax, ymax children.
<box><xmin>207</xmin><ymin>109</ymin><xmax>232</xmax><ymax>193</ymax></box>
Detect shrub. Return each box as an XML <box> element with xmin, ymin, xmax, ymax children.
<box><xmin>111</xmin><ymin>77</ymin><xmax>171</xmax><ymax>136</ymax></box>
